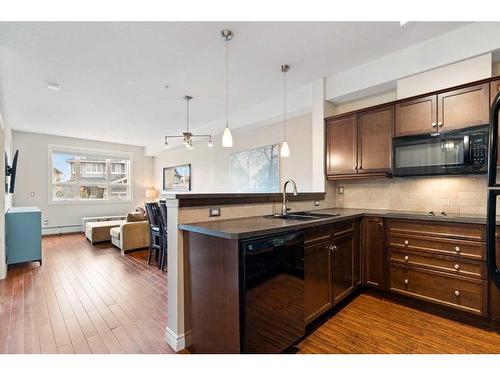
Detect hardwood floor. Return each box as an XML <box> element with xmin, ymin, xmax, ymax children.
<box><xmin>4</xmin><ymin>233</ymin><xmax>500</xmax><ymax>354</ymax></box>
<box><xmin>297</xmin><ymin>293</ymin><xmax>500</xmax><ymax>354</ymax></box>
<box><xmin>0</xmin><ymin>233</ymin><xmax>174</xmax><ymax>354</ymax></box>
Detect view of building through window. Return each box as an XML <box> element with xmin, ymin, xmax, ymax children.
<box><xmin>51</xmin><ymin>147</ymin><xmax>131</xmax><ymax>202</ymax></box>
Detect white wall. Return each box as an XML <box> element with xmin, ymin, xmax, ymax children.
<box><xmin>397</xmin><ymin>53</ymin><xmax>492</xmax><ymax>99</ymax></box>
<box><xmin>0</xmin><ymin>112</ymin><xmax>12</xmax><ymax>279</ymax></box>
<box><xmin>12</xmin><ymin>131</ymin><xmax>154</xmax><ymax>234</ymax></box>
<box><xmin>153</xmin><ymin>114</ymin><xmax>314</xmax><ymax>193</ymax></box>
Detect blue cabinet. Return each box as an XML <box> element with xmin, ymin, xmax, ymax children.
<box><xmin>6</xmin><ymin>207</ymin><xmax>42</xmax><ymax>265</ymax></box>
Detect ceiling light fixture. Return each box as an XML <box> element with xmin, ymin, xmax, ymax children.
<box><xmin>280</xmin><ymin>64</ymin><xmax>290</xmax><ymax>158</ymax></box>
<box><xmin>221</xmin><ymin>29</ymin><xmax>233</xmax><ymax>148</ymax></box>
<box><xmin>47</xmin><ymin>82</ymin><xmax>60</xmax><ymax>90</ymax></box>
<box><xmin>399</xmin><ymin>21</ymin><xmax>409</xmax><ymax>26</ymax></box>
<box><xmin>164</xmin><ymin>95</ymin><xmax>213</xmax><ymax>150</ymax></box>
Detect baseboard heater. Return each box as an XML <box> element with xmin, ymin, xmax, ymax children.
<box><xmin>42</xmin><ymin>224</ymin><xmax>81</xmax><ymax>236</ymax></box>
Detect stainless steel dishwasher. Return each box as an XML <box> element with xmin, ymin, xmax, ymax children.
<box><xmin>240</xmin><ymin>231</ymin><xmax>305</xmax><ymax>353</ymax></box>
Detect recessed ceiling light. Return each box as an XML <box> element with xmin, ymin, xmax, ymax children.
<box><xmin>399</xmin><ymin>21</ymin><xmax>409</xmax><ymax>26</ymax></box>
<box><xmin>164</xmin><ymin>85</ymin><xmax>169</xmax><ymax>89</ymax></box>
<box><xmin>47</xmin><ymin>82</ymin><xmax>60</xmax><ymax>90</ymax></box>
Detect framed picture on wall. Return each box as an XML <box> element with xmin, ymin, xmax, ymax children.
<box><xmin>163</xmin><ymin>164</ymin><xmax>191</xmax><ymax>191</ymax></box>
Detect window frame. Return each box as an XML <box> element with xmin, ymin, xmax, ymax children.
<box><xmin>48</xmin><ymin>144</ymin><xmax>134</xmax><ymax>205</ymax></box>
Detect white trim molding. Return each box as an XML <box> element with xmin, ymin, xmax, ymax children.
<box><xmin>165</xmin><ymin>326</ymin><xmax>185</xmax><ymax>352</ymax></box>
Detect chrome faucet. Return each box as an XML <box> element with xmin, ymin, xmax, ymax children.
<box><xmin>282</xmin><ymin>179</ymin><xmax>298</xmax><ymax>216</ymax></box>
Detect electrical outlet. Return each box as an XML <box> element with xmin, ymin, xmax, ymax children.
<box><xmin>337</xmin><ymin>186</ymin><xmax>345</xmax><ymax>195</ymax></box>
<box><xmin>209</xmin><ymin>208</ymin><xmax>221</xmax><ymax>217</ymax></box>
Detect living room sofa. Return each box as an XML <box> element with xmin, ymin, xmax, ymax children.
<box><xmin>110</xmin><ymin>221</ymin><xmax>150</xmax><ymax>254</ymax></box>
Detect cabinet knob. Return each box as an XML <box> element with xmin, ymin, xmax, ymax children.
<box><xmin>438</xmin><ymin>122</ymin><xmax>443</xmax><ymax>127</ymax></box>
<box><xmin>454</xmin><ymin>264</ymin><xmax>460</xmax><ymax>270</ymax></box>
<box><xmin>404</xmin><ymin>255</ymin><xmax>409</xmax><ymax>262</ymax></box>
<box><xmin>455</xmin><ymin>246</ymin><xmax>460</xmax><ymax>253</ymax></box>
<box><xmin>432</xmin><ymin>122</ymin><xmax>437</xmax><ymax>128</ymax></box>
<box><xmin>353</xmin><ymin>166</ymin><xmax>357</xmax><ymax>170</ymax></box>
<box><xmin>404</xmin><ymin>279</ymin><xmax>409</xmax><ymax>285</ymax></box>
<box><xmin>404</xmin><ymin>240</ymin><xmax>409</xmax><ymax>246</ymax></box>
<box><xmin>454</xmin><ymin>290</ymin><xmax>460</xmax><ymax>297</ymax></box>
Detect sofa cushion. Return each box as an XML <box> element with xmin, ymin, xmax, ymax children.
<box><xmin>126</xmin><ymin>212</ymin><xmax>145</xmax><ymax>222</ymax></box>
<box><xmin>110</xmin><ymin>226</ymin><xmax>121</xmax><ymax>240</ymax></box>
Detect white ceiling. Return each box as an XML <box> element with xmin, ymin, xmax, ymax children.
<box><xmin>0</xmin><ymin>22</ymin><xmax>470</xmax><ymax>151</ymax></box>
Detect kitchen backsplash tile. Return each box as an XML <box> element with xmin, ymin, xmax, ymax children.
<box><xmin>331</xmin><ymin>175</ymin><xmax>487</xmax><ymax>215</ymax></box>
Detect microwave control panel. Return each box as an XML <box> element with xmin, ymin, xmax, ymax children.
<box><xmin>470</xmin><ymin>135</ymin><xmax>487</xmax><ymax>165</ymax></box>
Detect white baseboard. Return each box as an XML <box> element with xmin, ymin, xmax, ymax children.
<box><xmin>42</xmin><ymin>225</ymin><xmax>81</xmax><ymax>236</ymax></box>
<box><xmin>165</xmin><ymin>327</ymin><xmax>185</xmax><ymax>352</ymax></box>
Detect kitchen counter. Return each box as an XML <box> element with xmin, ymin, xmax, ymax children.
<box><xmin>178</xmin><ymin>208</ymin><xmax>489</xmax><ymax>240</ymax></box>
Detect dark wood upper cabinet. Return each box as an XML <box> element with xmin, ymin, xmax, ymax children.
<box><xmin>362</xmin><ymin>217</ymin><xmax>385</xmax><ymax>289</ymax></box>
<box><xmin>491</xmin><ymin>79</ymin><xmax>500</xmax><ymax>103</ymax></box>
<box><xmin>325</xmin><ymin>115</ymin><xmax>357</xmax><ymax>176</ymax></box>
<box><xmin>304</xmin><ymin>241</ymin><xmax>332</xmax><ymax>324</ymax></box>
<box><xmin>437</xmin><ymin>83</ymin><xmax>489</xmax><ymax>131</ymax></box>
<box><xmin>357</xmin><ymin>105</ymin><xmax>393</xmax><ymax>174</ymax></box>
<box><xmin>491</xmin><ymin>80</ymin><xmax>500</xmax><ymax>164</ymax></box>
<box><xmin>331</xmin><ymin>231</ymin><xmax>356</xmax><ymax>305</ymax></box>
<box><xmin>395</xmin><ymin>95</ymin><xmax>437</xmax><ymax>137</ymax></box>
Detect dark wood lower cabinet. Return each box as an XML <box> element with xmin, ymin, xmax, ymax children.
<box><xmin>331</xmin><ymin>231</ymin><xmax>357</xmax><ymax>305</ymax></box>
<box><xmin>362</xmin><ymin>217</ymin><xmax>385</xmax><ymax>289</ymax></box>
<box><xmin>304</xmin><ymin>241</ymin><xmax>332</xmax><ymax>324</ymax></box>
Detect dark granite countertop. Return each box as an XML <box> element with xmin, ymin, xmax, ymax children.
<box><xmin>178</xmin><ymin>208</ymin><xmax>490</xmax><ymax>240</ymax></box>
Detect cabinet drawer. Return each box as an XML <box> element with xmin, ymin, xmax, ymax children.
<box><xmin>388</xmin><ymin>248</ymin><xmax>486</xmax><ymax>279</ymax></box>
<box><xmin>332</xmin><ymin>220</ymin><xmax>355</xmax><ymax>237</ymax></box>
<box><xmin>387</xmin><ymin>233</ymin><xmax>485</xmax><ymax>260</ymax></box>
<box><xmin>387</xmin><ymin>219</ymin><xmax>485</xmax><ymax>242</ymax></box>
<box><xmin>389</xmin><ymin>264</ymin><xmax>487</xmax><ymax>316</ymax></box>
<box><xmin>304</xmin><ymin>225</ymin><xmax>331</xmax><ymax>246</ymax></box>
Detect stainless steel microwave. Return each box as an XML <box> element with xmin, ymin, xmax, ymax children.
<box><xmin>392</xmin><ymin>125</ymin><xmax>488</xmax><ymax>177</ymax></box>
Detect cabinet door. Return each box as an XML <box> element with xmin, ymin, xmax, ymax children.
<box><xmin>304</xmin><ymin>242</ymin><xmax>332</xmax><ymax>324</ymax></box>
<box><xmin>358</xmin><ymin>105</ymin><xmax>394</xmax><ymax>174</ymax></box>
<box><xmin>362</xmin><ymin>217</ymin><xmax>385</xmax><ymax>289</ymax></box>
<box><xmin>331</xmin><ymin>232</ymin><xmax>356</xmax><ymax>305</ymax></box>
<box><xmin>326</xmin><ymin>115</ymin><xmax>357</xmax><ymax>176</ymax></box>
<box><xmin>490</xmin><ymin>227</ymin><xmax>500</xmax><ymax>321</ymax></box>
<box><xmin>491</xmin><ymin>80</ymin><xmax>500</xmax><ymax>164</ymax></box>
<box><xmin>437</xmin><ymin>83</ymin><xmax>489</xmax><ymax>131</ymax></box>
<box><xmin>395</xmin><ymin>95</ymin><xmax>437</xmax><ymax>137</ymax></box>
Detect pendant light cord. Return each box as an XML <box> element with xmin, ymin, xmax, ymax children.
<box><xmin>283</xmin><ymin>69</ymin><xmax>287</xmax><ymax>141</ymax></box>
<box><xmin>186</xmin><ymin>97</ymin><xmax>189</xmax><ymax>132</ymax></box>
<box><xmin>225</xmin><ymin>38</ymin><xmax>229</xmax><ymax>129</ymax></box>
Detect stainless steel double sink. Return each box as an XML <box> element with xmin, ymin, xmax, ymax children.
<box><xmin>265</xmin><ymin>211</ymin><xmax>340</xmax><ymax>221</ymax></box>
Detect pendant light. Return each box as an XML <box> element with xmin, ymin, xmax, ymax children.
<box><xmin>280</xmin><ymin>64</ymin><xmax>290</xmax><ymax>157</ymax></box>
<box><xmin>221</xmin><ymin>29</ymin><xmax>233</xmax><ymax>148</ymax></box>
<box><xmin>164</xmin><ymin>95</ymin><xmax>213</xmax><ymax>150</ymax></box>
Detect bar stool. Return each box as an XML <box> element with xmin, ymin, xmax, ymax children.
<box><xmin>158</xmin><ymin>203</ymin><xmax>168</xmax><ymax>271</ymax></box>
<box><xmin>145</xmin><ymin>202</ymin><xmax>163</xmax><ymax>266</ymax></box>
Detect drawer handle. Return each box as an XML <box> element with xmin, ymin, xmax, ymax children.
<box><xmin>404</xmin><ymin>255</ymin><xmax>409</xmax><ymax>262</ymax></box>
<box><xmin>455</xmin><ymin>246</ymin><xmax>460</xmax><ymax>253</ymax></box>
<box><xmin>454</xmin><ymin>290</ymin><xmax>460</xmax><ymax>297</ymax></box>
<box><xmin>404</xmin><ymin>279</ymin><xmax>409</xmax><ymax>285</ymax></box>
<box><xmin>404</xmin><ymin>240</ymin><xmax>409</xmax><ymax>246</ymax></box>
<box><xmin>454</xmin><ymin>264</ymin><xmax>460</xmax><ymax>270</ymax></box>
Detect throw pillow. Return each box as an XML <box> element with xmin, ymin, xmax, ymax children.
<box><xmin>127</xmin><ymin>212</ymin><xmax>144</xmax><ymax>222</ymax></box>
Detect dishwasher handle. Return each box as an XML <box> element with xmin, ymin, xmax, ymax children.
<box><xmin>242</xmin><ymin>231</ymin><xmax>304</xmax><ymax>253</ymax></box>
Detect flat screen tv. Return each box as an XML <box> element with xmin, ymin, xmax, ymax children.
<box><xmin>5</xmin><ymin>150</ymin><xmax>18</xmax><ymax>194</ymax></box>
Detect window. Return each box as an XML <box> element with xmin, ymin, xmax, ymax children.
<box><xmin>50</xmin><ymin>145</ymin><xmax>132</xmax><ymax>203</ymax></box>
